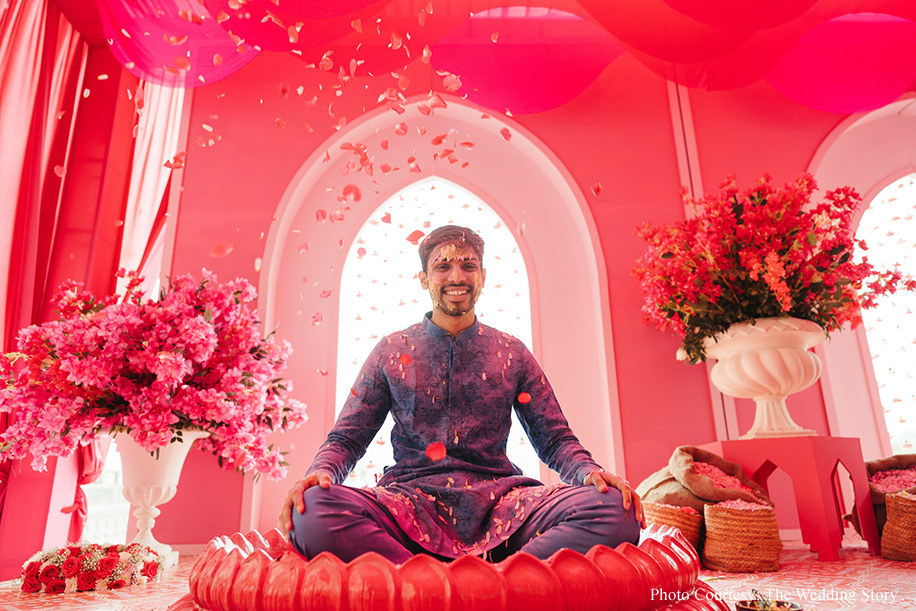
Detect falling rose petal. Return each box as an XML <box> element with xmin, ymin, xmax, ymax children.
<box><xmin>320</xmin><ymin>290</ymin><xmax>333</xmax><ymax>298</ymax></box>
<box><xmin>380</xmin><ymin>163</ymin><xmax>392</xmax><ymax>173</ymax></box>
<box><xmin>395</xmin><ymin>122</ymin><xmax>408</xmax><ymax>135</ymax></box>
<box><xmin>418</xmin><ymin>103</ymin><xmax>431</xmax><ymax>115</ymax></box>
<box><xmin>491</xmin><ymin>32</ymin><xmax>499</xmax><ymax>43</ymax></box>
<box><xmin>441</xmin><ymin>73</ymin><xmax>462</xmax><ymax>92</ymax></box>
<box><xmin>338</xmin><ymin>238</ymin><xmax>344</xmax><ymax>248</ymax></box>
<box><xmin>357</xmin><ymin>247</ymin><xmax>367</xmax><ymax>258</ymax></box>
<box><xmin>254</xmin><ymin>257</ymin><xmax>262</xmax><ymax>272</ymax></box>
<box><xmin>390</xmin><ymin>31</ymin><xmax>403</xmax><ymax>50</ymax></box>
<box><xmin>298</xmin><ymin>242</ymin><xmax>310</xmax><ymax>254</ymax></box>
<box><xmin>287</xmin><ymin>25</ymin><xmax>299</xmax><ymax>44</ymax></box>
<box><xmin>380</xmin><ymin>138</ymin><xmax>389</xmax><ymax>150</ymax></box>
<box><xmin>209</xmin><ymin>243</ymin><xmax>234</xmax><ymax>257</ymax></box>
<box><xmin>316</xmin><ymin>209</ymin><xmax>328</xmax><ymax>222</ymax></box>
<box><xmin>431</xmin><ymin>133</ymin><xmax>448</xmax><ymax>146</ymax></box>
<box><xmin>351</xmin><ymin>19</ymin><xmax>363</xmax><ymax>34</ymax></box>
<box><xmin>163</xmin><ymin>151</ymin><xmax>186</xmax><ymax>169</ymax></box>
<box><xmin>429</xmin><ymin>93</ymin><xmax>447</xmax><ymax>108</ymax></box>
<box><xmin>330</xmin><ymin>209</ymin><xmax>346</xmax><ymax>222</ymax></box>
<box><xmin>406</xmin><ymin>229</ymin><xmax>425</xmax><ymax>245</ymax></box>
<box><xmin>591</xmin><ymin>182</ymin><xmax>603</xmax><ymax>196</ymax></box>
<box><xmin>399</xmin><ymin>354</ymin><xmax>413</xmax><ymax>365</ymax></box>
<box><xmin>173</xmin><ymin>56</ymin><xmax>191</xmax><ymax>71</ymax></box>
<box><xmin>421</xmin><ymin>45</ymin><xmax>432</xmax><ymax>64</ymax></box>
<box><xmin>213</xmin><ymin>53</ymin><xmax>223</xmax><ymax>66</ymax></box>
<box><xmin>387</xmin><ymin>102</ymin><xmax>406</xmax><ymax>114</ymax></box>
<box><xmin>216</xmin><ymin>11</ymin><xmax>229</xmax><ymax>24</ymax></box>
<box><xmin>381</xmin><ymin>213</ymin><xmax>392</xmax><ymax>224</ymax></box>
<box><xmin>459</xmin><ymin>141</ymin><xmax>474</xmax><ymax>149</ymax></box>
<box><xmin>276</xmin><ymin>117</ymin><xmax>287</xmax><ymax>128</ymax></box>
<box><xmin>53</xmin><ymin>165</ymin><xmax>65</xmax><ymax>177</ymax></box>
<box><xmin>517</xmin><ymin>392</ymin><xmax>532</xmax><ymax>404</ymax></box>
<box><xmin>311</xmin><ymin>312</ymin><xmax>323</xmax><ymax>326</ymax></box>
<box><xmin>164</xmin><ymin>34</ymin><xmax>189</xmax><ymax>46</ymax></box>
<box><xmin>418</xmin><ymin>9</ymin><xmax>426</xmax><ymax>27</ymax></box>
<box><xmin>318</xmin><ymin>369</ymin><xmax>329</xmax><ymax>376</ymax></box>
<box><xmin>408</xmin><ymin>159</ymin><xmax>421</xmax><ymax>172</ymax></box>
<box><xmin>425</xmin><ymin>441</ymin><xmax>446</xmax><ymax>462</ymax></box>
<box><xmin>416</xmin><ymin>126</ymin><xmax>427</xmax><ymax>136</ymax></box>
<box><xmin>319</xmin><ymin>54</ymin><xmax>334</xmax><ymax>71</ymax></box>
<box><xmin>343</xmin><ymin>184</ymin><xmax>362</xmax><ymax>202</ymax></box>
<box><xmin>500</xmin><ymin>128</ymin><xmax>512</xmax><ymax>141</ymax></box>
<box><xmin>178</xmin><ymin>9</ymin><xmax>203</xmax><ymax>25</ymax></box>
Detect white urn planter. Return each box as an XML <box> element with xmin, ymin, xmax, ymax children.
<box><xmin>703</xmin><ymin>317</ymin><xmax>827</xmax><ymax>439</ymax></box>
<box><xmin>112</xmin><ymin>430</ymin><xmax>209</xmax><ymax>566</ymax></box>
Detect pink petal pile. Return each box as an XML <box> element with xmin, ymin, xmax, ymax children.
<box><xmin>869</xmin><ymin>465</ymin><xmax>916</xmax><ymax>493</ymax></box>
<box><xmin>693</xmin><ymin>461</ymin><xmax>753</xmax><ymax>494</ymax></box>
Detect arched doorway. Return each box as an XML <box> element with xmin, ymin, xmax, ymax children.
<box><xmin>256</xmin><ymin>95</ymin><xmax>622</xmax><ymax>532</ymax></box>
<box><xmin>808</xmin><ymin>93</ymin><xmax>916</xmax><ymax>459</ymax></box>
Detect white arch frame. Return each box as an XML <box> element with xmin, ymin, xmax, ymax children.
<box><xmin>806</xmin><ymin>93</ymin><xmax>916</xmax><ymax>459</ymax></box>
<box><xmin>251</xmin><ymin>96</ymin><xmax>622</xmax><ymax>532</ymax></box>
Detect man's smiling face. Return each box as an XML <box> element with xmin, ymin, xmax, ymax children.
<box><xmin>419</xmin><ymin>242</ymin><xmax>486</xmax><ymax>318</ymax></box>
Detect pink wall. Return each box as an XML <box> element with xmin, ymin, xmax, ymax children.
<box><xmin>158</xmin><ymin>48</ymin><xmax>909</xmax><ymax>542</ymax></box>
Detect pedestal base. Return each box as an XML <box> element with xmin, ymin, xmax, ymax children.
<box><xmin>701</xmin><ymin>437</ymin><xmax>880</xmax><ymax>561</ymax></box>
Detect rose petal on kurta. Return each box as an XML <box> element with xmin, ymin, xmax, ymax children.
<box><xmin>400</xmin><ymin>354</ymin><xmax>413</xmax><ymax>365</ymax></box>
<box><xmin>425</xmin><ymin>442</ymin><xmax>446</xmax><ymax>462</ymax></box>
<box><xmin>517</xmin><ymin>392</ymin><xmax>532</xmax><ymax>404</ymax></box>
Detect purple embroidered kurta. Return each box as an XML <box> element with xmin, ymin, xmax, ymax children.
<box><xmin>307</xmin><ymin>314</ymin><xmax>604</xmax><ymax>558</ymax></box>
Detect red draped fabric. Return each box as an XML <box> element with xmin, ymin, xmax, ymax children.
<box><xmin>60</xmin><ymin>437</ymin><xmax>110</xmax><ymax>542</ymax></box>
<box><xmin>0</xmin><ymin>0</ymin><xmax>85</xmax><ymax>526</ymax></box>
<box><xmin>0</xmin><ymin>0</ymin><xmax>178</xmax><ymax>544</ymax></box>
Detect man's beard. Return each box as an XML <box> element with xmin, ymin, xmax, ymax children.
<box><xmin>432</xmin><ymin>284</ymin><xmax>479</xmax><ymax>317</ymax></box>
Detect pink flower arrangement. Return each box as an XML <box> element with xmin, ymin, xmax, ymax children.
<box><xmin>20</xmin><ymin>542</ymin><xmax>163</xmax><ymax>594</ymax></box>
<box><xmin>716</xmin><ymin>499</ymin><xmax>769</xmax><ymax>510</ymax></box>
<box><xmin>632</xmin><ymin>173</ymin><xmax>916</xmax><ymax>363</ymax></box>
<box><xmin>0</xmin><ymin>269</ymin><xmax>307</xmax><ymax>480</ymax></box>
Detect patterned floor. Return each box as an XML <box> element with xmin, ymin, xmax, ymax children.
<box><xmin>0</xmin><ymin>538</ymin><xmax>912</xmax><ymax>610</ymax></box>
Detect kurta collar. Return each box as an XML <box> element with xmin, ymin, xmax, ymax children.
<box><xmin>422</xmin><ymin>312</ymin><xmax>480</xmax><ymax>341</ymax></box>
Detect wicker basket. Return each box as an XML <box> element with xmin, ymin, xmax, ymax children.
<box><xmin>881</xmin><ymin>491</ymin><xmax>916</xmax><ymax>562</ymax></box>
<box><xmin>642</xmin><ymin>501</ymin><xmax>703</xmax><ymax>551</ymax></box>
<box><xmin>702</xmin><ymin>502</ymin><xmax>783</xmax><ymax>572</ymax></box>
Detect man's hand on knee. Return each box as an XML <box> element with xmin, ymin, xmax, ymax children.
<box><xmin>584</xmin><ymin>469</ymin><xmax>646</xmax><ymax>528</ymax></box>
<box><xmin>278</xmin><ymin>471</ymin><xmax>333</xmax><ymax>532</ymax></box>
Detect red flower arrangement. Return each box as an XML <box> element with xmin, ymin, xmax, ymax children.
<box><xmin>20</xmin><ymin>542</ymin><xmax>163</xmax><ymax>594</ymax></box>
<box><xmin>632</xmin><ymin>173</ymin><xmax>916</xmax><ymax>363</ymax></box>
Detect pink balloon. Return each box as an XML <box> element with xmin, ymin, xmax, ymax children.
<box><xmin>95</xmin><ymin>0</ymin><xmax>259</xmax><ymax>87</ymax></box>
<box><xmin>764</xmin><ymin>13</ymin><xmax>916</xmax><ymax>114</ymax></box>
<box><xmin>431</xmin><ymin>8</ymin><xmax>624</xmax><ymax>115</ymax></box>
<box><xmin>577</xmin><ymin>0</ymin><xmax>750</xmax><ymax>64</ymax></box>
<box><xmin>662</xmin><ymin>0</ymin><xmax>819</xmax><ymax>31</ymax></box>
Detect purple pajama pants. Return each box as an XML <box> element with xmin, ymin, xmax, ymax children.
<box><xmin>288</xmin><ymin>484</ymin><xmax>641</xmax><ymax>564</ymax></box>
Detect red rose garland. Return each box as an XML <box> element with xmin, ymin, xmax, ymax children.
<box><xmin>19</xmin><ymin>543</ymin><xmax>164</xmax><ymax>594</ymax></box>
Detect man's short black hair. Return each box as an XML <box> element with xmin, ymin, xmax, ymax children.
<box><xmin>418</xmin><ymin>225</ymin><xmax>485</xmax><ymax>273</ymax></box>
